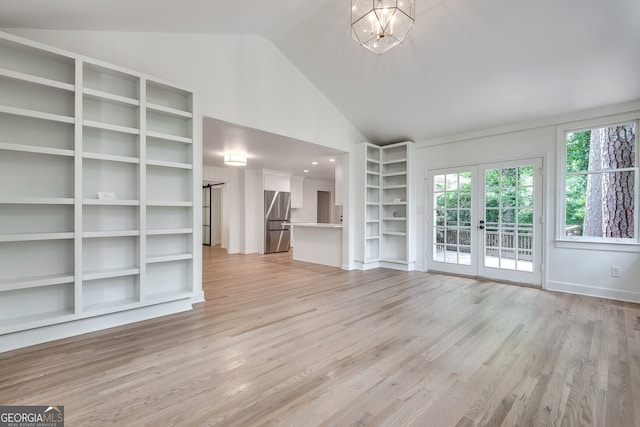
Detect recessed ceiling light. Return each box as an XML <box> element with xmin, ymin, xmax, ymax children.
<box><xmin>329</xmin><ymin>158</ymin><xmax>336</xmax><ymax>162</ymax></box>
<box><xmin>304</xmin><ymin>169</ymin><xmax>309</xmax><ymax>173</ymax></box>
<box><xmin>312</xmin><ymin>161</ymin><xmax>318</xmax><ymax>165</ymax></box>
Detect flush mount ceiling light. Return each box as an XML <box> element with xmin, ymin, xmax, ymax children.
<box><xmin>223</xmin><ymin>152</ymin><xmax>247</xmax><ymax>166</ymax></box>
<box><xmin>351</xmin><ymin>0</ymin><xmax>415</xmax><ymax>55</ymax></box>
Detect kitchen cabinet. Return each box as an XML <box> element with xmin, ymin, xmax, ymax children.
<box><xmin>290</xmin><ymin>176</ymin><xmax>304</xmax><ymax>208</ymax></box>
<box><xmin>262</xmin><ymin>170</ymin><xmax>291</xmax><ymax>192</ymax></box>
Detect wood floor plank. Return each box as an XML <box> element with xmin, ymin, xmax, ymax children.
<box><xmin>1</xmin><ymin>245</ymin><xmax>639</xmax><ymax>426</ymax></box>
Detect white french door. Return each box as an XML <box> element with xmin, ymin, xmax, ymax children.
<box><xmin>427</xmin><ymin>158</ymin><xmax>543</xmax><ymax>286</ymax></box>
<box><xmin>428</xmin><ymin>166</ymin><xmax>477</xmax><ymax>277</ymax></box>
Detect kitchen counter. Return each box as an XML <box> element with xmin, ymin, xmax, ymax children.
<box><xmin>290</xmin><ymin>223</ymin><xmax>343</xmax><ymax>228</ymax></box>
<box><xmin>290</xmin><ymin>223</ymin><xmax>343</xmax><ymax>267</ymax></box>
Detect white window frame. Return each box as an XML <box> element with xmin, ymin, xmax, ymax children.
<box><xmin>556</xmin><ymin>112</ymin><xmax>640</xmax><ymax>249</ymax></box>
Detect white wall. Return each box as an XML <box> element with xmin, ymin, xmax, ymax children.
<box><xmin>241</xmin><ymin>169</ymin><xmax>260</xmax><ymax>254</ymax></box>
<box><xmin>414</xmin><ymin>101</ymin><xmax>640</xmax><ymax>303</ymax></box>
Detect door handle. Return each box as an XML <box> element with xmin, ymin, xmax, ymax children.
<box><xmin>478</xmin><ymin>220</ymin><xmax>485</xmax><ymax>230</ymax></box>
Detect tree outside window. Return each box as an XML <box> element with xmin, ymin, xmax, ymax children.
<box><xmin>564</xmin><ymin>122</ymin><xmax>637</xmax><ymax>240</ymax></box>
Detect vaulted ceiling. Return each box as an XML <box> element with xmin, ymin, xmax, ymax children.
<box><xmin>1</xmin><ymin>0</ymin><xmax>639</xmax><ymax>145</ymax></box>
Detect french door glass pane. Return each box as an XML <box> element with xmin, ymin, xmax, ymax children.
<box><xmin>484</xmin><ymin>165</ymin><xmax>534</xmax><ymax>272</ymax></box>
<box><xmin>433</xmin><ymin>172</ymin><xmax>472</xmax><ymax>265</ymax></box>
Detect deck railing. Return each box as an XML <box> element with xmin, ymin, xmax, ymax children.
<box><xmin>437</xmin><ymin>224</ymin><xmax>533</xmax><ymax>261</ymax></box>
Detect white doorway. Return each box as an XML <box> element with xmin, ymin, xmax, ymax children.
<box><xmin>203</xmin><ymin>183</ymin><xmax>223</xmax><ymax>247</ymax></box>
<box><xmin>426</xmin><ymin>158</ymin><xmax>543</xmax><ymax>286</ymax></box>
<box><xmin>317</xmin><ymin>191</ymin><xmax>331</xmax><ymax>223</ymax></box>
<box><xmin>211</xmin><ymin>186</ymin><xmax>222</xmax><ymax>245</ymax></box>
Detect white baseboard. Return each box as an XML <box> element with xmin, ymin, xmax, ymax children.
<box><xmin>353</xmin><ymin>261</ymin><xmax>380</xmax><ymax>271</ymax></box>
<box><xmin>352</xmin><ymin>261</ymin><xmax>418</xmax><ymax>272</ymax></box>
<box><xmin>191</xmin><ymin>290</ymin><xmax>206</xmax><ymax>304</ymax></box>
<box><xmin>379</xmin><ymin>261</ymin><xmax>415</xmax><ymax>272</ymax></box>
<box><xmin>0</xmin><ymin>300</ymin><xmax>193</xmax><ymax>353</ymax></box>
<box><xmin>546</xmin><ymin>280</ymin><xmax>640</xmax><ymax>304</ymax></box>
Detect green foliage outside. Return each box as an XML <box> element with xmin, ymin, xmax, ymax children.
<box><xmin>434</xmin><ymin>167</ymin><xmax>535</xmax><ymax>230</ymax></box>
<box><xmin>565</xmin><ymin>131</ymin><xmax>591</xmax><ymax>231</ymax></box>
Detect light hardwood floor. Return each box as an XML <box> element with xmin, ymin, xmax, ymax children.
<box><xmin>1</xmin><ymin>246</ymin><xmax>639</xmax><ymax>426</ymax></box>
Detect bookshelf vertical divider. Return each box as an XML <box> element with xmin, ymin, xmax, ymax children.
<box><xmin>139</xmin><ymin>78</ymin><xmax>148</xmax><ymax>303</ymax></box>
<box><xmin>74</xmin><ymin>59</ymin><xmax>84</xmax><ymax>315</ymax></box>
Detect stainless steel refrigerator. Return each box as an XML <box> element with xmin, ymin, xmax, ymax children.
<box><xmin>264</xmin><ymin>190</ymin><xmax>291</xmax><ymax>253</ymax></box>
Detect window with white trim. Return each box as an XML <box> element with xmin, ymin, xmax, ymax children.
<box><xmin>560</xmin><ymin>118</ymin><xmax>638</xmax><ymax>243</ymax></box>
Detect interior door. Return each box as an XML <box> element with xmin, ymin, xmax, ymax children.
<box><xmin>427</xmin><ymin>158</ymin><xmax>542</xmax><ymax>286</ymax></box>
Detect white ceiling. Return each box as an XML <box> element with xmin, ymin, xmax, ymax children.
<box><xmin>2</xmin><ymin>0</ymin><xmax>639</xmax><ymax>174</ymax></box>
<box><xmin>203</xmin><ymin>117</ymin><xmax>345</xmax><ymax>181</ymax></box>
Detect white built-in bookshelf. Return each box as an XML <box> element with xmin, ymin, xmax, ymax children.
<box><xmin>365</xmin><ymin>144</ymin><xmax>381</xmax><ymax>264</ymax></box>
<box><xmin>0</xmin><ymin>32</ymin><xmax>198</xmax><ymax>340</ymax></box>
<box><xmin>360</xmin><ymin>141</ymin><xmax>413</xmax><ymax>271</ymax></box>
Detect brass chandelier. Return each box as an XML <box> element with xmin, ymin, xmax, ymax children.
<box><xmin>351</xmin><ymin>0</ymin><xmax>415</xmax><ymax>55</ymax></box>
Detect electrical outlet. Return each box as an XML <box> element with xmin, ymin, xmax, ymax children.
<box><xmin>611</xmin><ymin>266</ymin><xmax>622</xmax><ymax>277</ymax></box>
